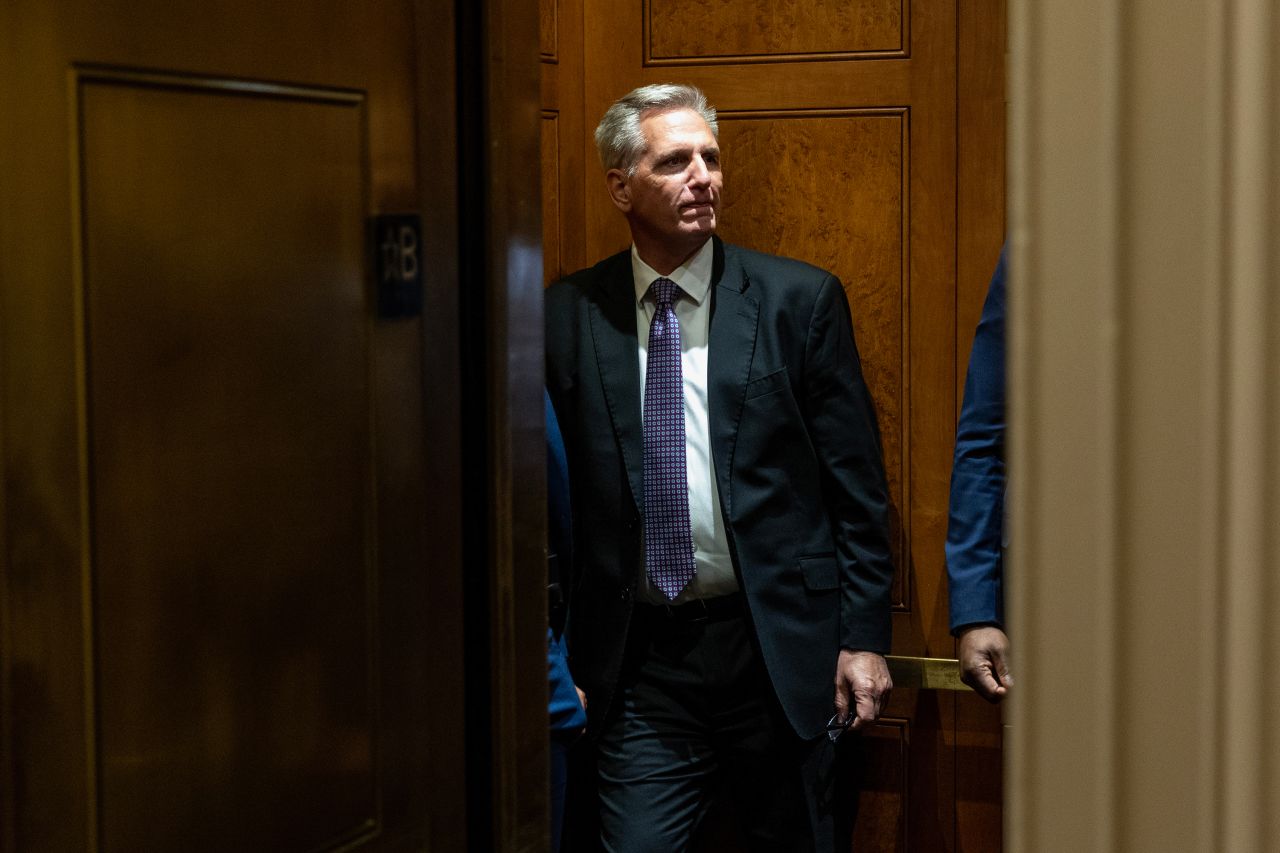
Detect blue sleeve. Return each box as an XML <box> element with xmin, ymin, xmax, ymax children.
<box><xmin>546</xmin><ymin>393</ymin><xmax>586</xmax><ymax>733</ymax></box>
<box><xmin>547</xmin><ymin>629</ymin><xmax>587</xmax><ymax>732</ymax></box>
<box><xmin>546</xmin><ymin>390</ymin><xmax>572</xmax><ymax>581</ymax></box>
<box><xmin>946</xmin><ymin>247</ymin><xmax>1007</xmax><ymax>634</ymax></box>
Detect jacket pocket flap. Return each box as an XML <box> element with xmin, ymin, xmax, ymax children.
<box><xmin>800</xmin><ymin>555</ymin><xmax>838</xmax><ymax>591</ymax></box>
<box><xmin>744</xmin><ymin>367</ymin><xmax>789</xmax><ymax>400</ymax></box>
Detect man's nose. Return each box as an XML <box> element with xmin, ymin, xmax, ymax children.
<box><xmin>688</xmin><ymin>155</ymin><xmax>711</xmax><ymax>186</ymax></box>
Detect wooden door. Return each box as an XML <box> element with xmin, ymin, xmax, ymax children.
<box><xmin>0</xmin><ymin>3</ymin><xmax>466</xmax><ymax>851</ymax></box>
<box><xmin>540</xmin><ymin>1</ymin><xmax>1006</xmax><ymax>849</ymax></box>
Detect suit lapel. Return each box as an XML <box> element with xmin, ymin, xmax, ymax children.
<box><xmin>707</xmin><ymin>239</ymin><xmax>759</xmax><ymax>519</ymax></box>
<box><xmin>587</xmin><ymin>251</ymin><xmax>645</xmax><ymax>511</ymax></box>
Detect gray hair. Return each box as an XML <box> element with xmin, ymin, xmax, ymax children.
<box><xmin>594</xmin><ymin>83</ymin><xmax>719</xmax><ymax>175</ymax></box>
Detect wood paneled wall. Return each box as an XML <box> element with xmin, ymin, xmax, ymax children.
<box><xmin>540</xmin><ymin>0</ymin><xmax>586</xmax><ymax>283</ymax></box>
<box><xmin>0</xmin><ymin>2</ymin><xmax>477</xmax><ymax>849</ymax></box>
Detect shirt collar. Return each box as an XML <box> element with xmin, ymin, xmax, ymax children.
<box><xmin>631</xmin><ymin>238</ymin><xmax>714</xmax><ymax>308</ymax></box>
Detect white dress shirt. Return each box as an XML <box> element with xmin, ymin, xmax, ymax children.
<box><xmin>632</xmin><ymin>239</ymin><xmax>737</xmax><ymax>604</ymax></box>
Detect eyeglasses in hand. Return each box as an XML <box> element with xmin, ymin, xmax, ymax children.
<box><xmin>826</xmin><ymin>712</ymin><xmax>853</xmax><ymax>743</ymax></box>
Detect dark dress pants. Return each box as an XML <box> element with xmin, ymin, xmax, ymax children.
<box><xmin>596</xmin><ymin>598</ymin><xmax>844</xmax><ymax>853</ymax></box>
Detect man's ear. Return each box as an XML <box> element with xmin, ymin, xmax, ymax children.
<box><xmin>605</xmin><ymin>169</ymin><xmax>631</xmax><ymax>213</ymax></box>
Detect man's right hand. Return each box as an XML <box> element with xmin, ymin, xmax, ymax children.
<box><xmin>958</xmin><ymin>626</ymin><xmax>1012</xmax><ymax>703</ymax></box>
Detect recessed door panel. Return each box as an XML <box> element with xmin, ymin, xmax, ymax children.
<box><xmin>81</xmin><ymin>75</ymin><xmax>377</xmax><ymax>853</ymax></box>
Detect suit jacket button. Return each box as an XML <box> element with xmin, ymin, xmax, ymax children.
<box><xmin>619</xmin><ymin>588</ymin><xmax>631</xmax><ymax>601</ymax></box>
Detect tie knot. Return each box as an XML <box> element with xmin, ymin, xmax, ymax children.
<box><xmin>650</xmin><ymin>277</ymin><xmax>678</xmax><ymax>308</ymax></box>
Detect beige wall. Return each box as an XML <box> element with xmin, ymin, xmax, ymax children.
<box><xmin>1007</xmin><ymin>1</ymin><xmax>1279</xmax><ymax>851</ymax></box>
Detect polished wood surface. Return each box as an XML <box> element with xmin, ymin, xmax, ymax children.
<box><xmin>540</xmin><ymin>0</ymin><xmax>587</xmax><ymax>282</ymax></box>
<box><xmin>472</xmin><ymin>0</ymin><xmax>548</xmax><ymax>849</ymax></box>
<box><xmin>648</xmin><ymin>0</ymin><xmax>903</xmax><ymax>61</ymax></box>
<box><xmin>0</xmin><ymin>2</ymin><xmax>459</xmax><ymax>850</ymax></box>
<box><xmin>542</xmin><ymin>112</ymin><xmax>563</xmax><ymax>283</ymax></box>
<box><xmin>540</xmin><ymin>0</ymin><xmax>559</xmax><ymax>60</ymax></box>
<box><xmin>717</xmin><ymin>109</ymin><xmax>909</xmax><ymax>582</ymax></box>
<box><xmin>954</xmin><ymin>3</ymin><xmax>1007</xmax><ymax>849</ymax></box>
<box><xmin>82</xmin><ymin>74</ymin><xmax>375</xmax><ymax>852</ymax></box>
<box><xmin>411</xmin><ymin>0</ymin><xmax>468</xmax><ymax>846</ymax></box>
<box><xmin>856</xmin><ymin>718</ymin><xmax>910</xmax><ymax>853</ymax></box>
<box><xmin>542</xmin><ymin>0</ymin><xmax>1005</xmax><ymax>848</ymax></box>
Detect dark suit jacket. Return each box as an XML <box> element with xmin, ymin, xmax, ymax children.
<box><xmin>945</xmin><ymin>246</ymin><xmax>1006</xmax><ymax>633</ymax></box>
<box><xmin>545</xmin><ymin>237</ymin><xmax>893</xmax><ymax>740</ymax></box>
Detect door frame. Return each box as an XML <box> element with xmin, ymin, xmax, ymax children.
<box><xmin>442</xmin><ymin>0</ymin><xmax>550</xmax><ymax>849</ymax></box>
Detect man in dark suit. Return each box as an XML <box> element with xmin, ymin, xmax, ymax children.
<box><xmin>545</xmin><ymin>83</ymin><xmax>895</xmax><ymax>851</ymax></box>
<box><xmin>946</xmin><ymin>246</ymin><xmax>1013</xmax><ymax>702</ymax></box>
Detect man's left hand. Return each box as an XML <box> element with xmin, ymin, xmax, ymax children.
<box><xmin>833</xmin><ymin>649</ymin><xmax>892</xmax><ymax>734</ymax></box>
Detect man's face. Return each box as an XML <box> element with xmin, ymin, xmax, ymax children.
<box><xmin>609</xmin><ymin>108</ymin><xmax>722</xmax><ymax>256</ymax></box>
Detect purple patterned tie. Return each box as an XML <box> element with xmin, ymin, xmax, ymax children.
<box><xmin>643</xmin><ymin>277</ymin><xmax>696</xmax><ymax>600</ymax></box>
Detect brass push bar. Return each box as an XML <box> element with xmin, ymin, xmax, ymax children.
<box><xmin>884</xmin><ymin>656</ymin><xmax>967</xmax><ymax>691</ymax></box>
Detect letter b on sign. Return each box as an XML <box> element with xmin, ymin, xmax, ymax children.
<box><xmin>372</xmin><ymin>214</ymin><xmax>423</xmax><ymax>318</ymax></box>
